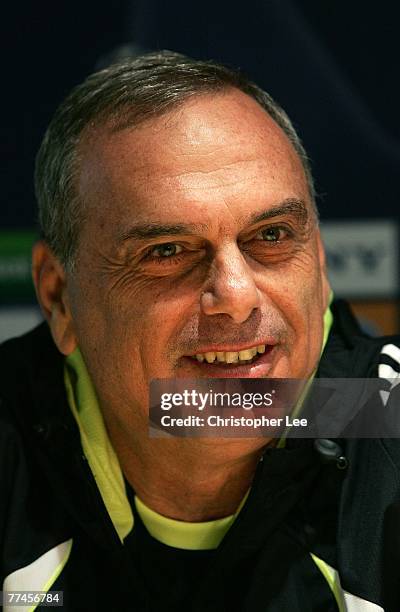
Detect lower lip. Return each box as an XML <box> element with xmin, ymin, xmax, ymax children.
<box><xmin>181</xmin><ymin>346</ymin><xmax>277</xmax><ymax>378</ymax></box>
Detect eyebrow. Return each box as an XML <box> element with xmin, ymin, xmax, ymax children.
<box><xmin>119</xmin><ymin>222</ymin><xmax>210</xmax><ymax>242</ymax></box>
<box><xmin>118</xmin><ymin>199</ymin><xmax>310</xmax><ymax>243</ymax></box>
<box><xmin>246</xmin><ymin>199</ymin><xmax>309</xmax><ymax>226</ymax></box>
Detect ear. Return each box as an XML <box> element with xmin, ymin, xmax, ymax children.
<box><xmin>32</xmin><ymin>241</ymin><xmax>77</xmax><ymax>355</ymax></box>
<box><xmin>316</xmin><ymin>230</ymin><xmax>331</xmax><ymax>310</ymax></box>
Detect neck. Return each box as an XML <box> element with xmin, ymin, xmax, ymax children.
<box><xmin>105</xmin><ymin>416</ymin><xmax>268</xmax><ymax>521</ymax></box>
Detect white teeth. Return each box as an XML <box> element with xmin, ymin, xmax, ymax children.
<box><xmin>194</xmin><ymin>344</ymin><xmax>267</xmax><ymax>364</ymax></box>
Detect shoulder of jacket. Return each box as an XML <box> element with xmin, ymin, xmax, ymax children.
<box><xmin>0</xmin><ymin>323</ymin><xmax>69</xmax><ymax>434</ymax></box>
<box><xmin>323</xmin><ymin>299</ymin><xmax>400</xmax><ymax>378</ymax></box>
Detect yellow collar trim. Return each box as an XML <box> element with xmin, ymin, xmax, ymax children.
<box><xmin>64</xmin><ymin>354</ymin><xmax>133</xmax><ymax>542</ymax></box>
<box><xmin>134</xmin><ymin>491</ymin><xmax>249</xmax><ymax>550</ymax></box>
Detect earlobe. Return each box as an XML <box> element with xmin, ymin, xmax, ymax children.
<box><xmin>32</xmin><ymin>241</ymin><xmax>77</xmax><ymax>355</ymax></box>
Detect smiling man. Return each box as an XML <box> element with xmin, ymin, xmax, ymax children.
<box><xmin>1</xmin><ymin>52</ymin><xmax>399</xmax><ymax>611</ymax></box>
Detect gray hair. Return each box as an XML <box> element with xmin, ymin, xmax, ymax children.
<box><xmin>35</xmin><ymin>50</ymin><xmax>316</xmax><ymax>269</ymax></box>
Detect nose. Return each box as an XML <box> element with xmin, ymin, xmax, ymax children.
<box><xmin>200</xmin><ymin>245</ymin><xmax>261</xmax><ymax>324</ymax></box>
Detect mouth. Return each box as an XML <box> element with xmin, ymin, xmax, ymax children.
<box><xmin>181</xmin><ymin>342</ymin><xmax>277</xmax><ymax>378</ymax></box>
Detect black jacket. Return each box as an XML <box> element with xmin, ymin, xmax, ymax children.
<box><xmin>1</xmin><ymin>300</ymin><xmax>400</xmax><ymax>611</ymax></box>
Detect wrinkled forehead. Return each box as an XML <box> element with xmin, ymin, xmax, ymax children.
<box><xmin>77</xmin><ymin>90</ymin><xmax>311</xmax><ymax>234</ymax></box>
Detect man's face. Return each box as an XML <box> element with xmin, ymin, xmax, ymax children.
<box><xmin>65</xmin><ymin>89</ymin><xmax>330</xmax><ymax>425</ymax></box>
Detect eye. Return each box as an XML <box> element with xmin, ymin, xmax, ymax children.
<box><xmin>254</xmin><ymin>227</ymin><xmax>289</xmax><ymax>242</ymax></box>
<box><xmin>150</xmin><ymin>243</ymin><xmax>184</xmax><ymax>258</ymax></box>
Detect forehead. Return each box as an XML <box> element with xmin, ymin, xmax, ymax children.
<box><xmin>77</xmin><ymin>89</ymin><xmax>310</xmax><ymax>234</ymax></box>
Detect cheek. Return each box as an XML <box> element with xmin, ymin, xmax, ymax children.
<box><xmin>257</xmin><ymin>251</ymin><xmax>326</xmax><ymax>375</ymax></box>
<box><xmin>104</xmin><ymin>265</ymin><xmax>206</xmax><ymax>352</ymax></box>
<box><xmin>258</xmin><ymin>248</ymin><xmax>324</xmax><ymax>318</ymax></box>
<box><xmin>70</xmin><ymin>258</ymin><xmax>196</xmax><ymax>361</ymax></box>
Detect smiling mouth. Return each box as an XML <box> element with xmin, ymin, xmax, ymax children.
<box><xmin>188</xmin><ymin>344</ymin><xmax>269</xmax><ymax>366</ymax></box>
<box><xmin>186</xmin><ymin>344</ymin><xmax>276</xmax><ymax>369</ymax></box>
<box><xmin>181</xmin><ymin>343</ymin><xmax>277</xmax><ymax>378</ymax></box>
